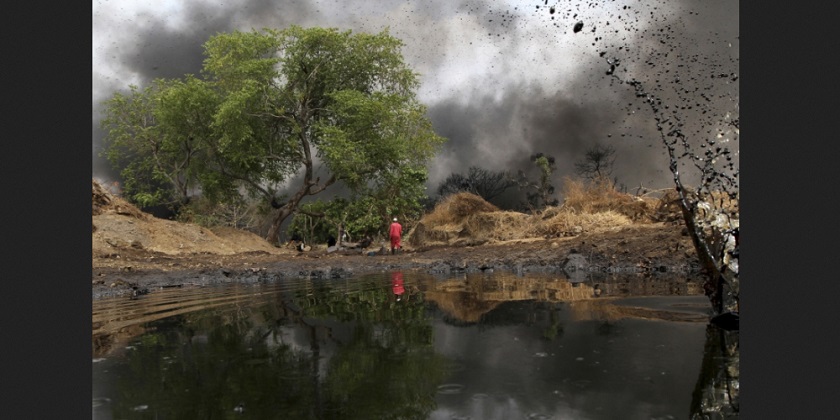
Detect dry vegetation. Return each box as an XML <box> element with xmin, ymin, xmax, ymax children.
<box><xmin>408</xmin><ymin>178</ymin><xmax>680</xmax><ymax>249</ymax></box>
<box><xmin>93</xmin><ymin>175</ymin><xmax>734</xmax><ymax>265</ymax></box>
<box><xmin>92</xmin><ymin>177</ymin><xmax>715</xmax><ymax>295</ymax></box>
<box><xmin>560</xmin><ymin>177</ymin><xmax>659</xmax><ymax>222</ymax></box>
<box><xmin>92</xmin><ymin>179</ymin><xmax>289</xmax><ymax>258</ymax></box>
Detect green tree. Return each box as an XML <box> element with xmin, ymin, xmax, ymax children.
<box><xmin>289</xmin><ymin>166</ymin><xmax>429</xmax><ymax>246</ymax></box>
<box><xmin>102</xmin><ymin>26</ymin><xmax>445</xmax><ymax>243</ymax></box>
<box><xmin>516</xmin><ymin>152</ymin><xmax>559</xmax><ymax>210</ymax></box>
<box><xmin>101</xmin><ymin>77</ymin><xmax>217</xmax><ymax>208</ymax></box>
<box><xmin>203</xmin><ymin>26</ymin><xmax>443</xmax><ymax>244</ymax></box>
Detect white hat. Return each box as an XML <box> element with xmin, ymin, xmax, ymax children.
<box><xmin>393</xmin><ymin>217</ymin><xmax>398</xmax><ymax>222</ymax></box>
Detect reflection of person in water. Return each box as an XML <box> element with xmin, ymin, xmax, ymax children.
<box><xmin>391</xmin><ymin>272</ymin><xmax>405</xmax><ymax>301</ymax></box>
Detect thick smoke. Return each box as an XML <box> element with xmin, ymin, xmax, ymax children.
<box><xmin>423</xmin><ymin>0</ymin><xmax>738</xmax><ymax>197</ymax></box>
<box><xmin>93</xmin><ymin>0</ymin><xmax>738</xmax><ymax>202</ymax></box>
<box><xmin>426</xmin><ymin>82</ymin><xmax>668</xmax><ymax>190</ymax></box>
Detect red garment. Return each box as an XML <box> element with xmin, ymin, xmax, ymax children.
<box><xmin>391</xmin><ymin>272</ymin><xmax>405</xmax><ymax>296</ymax></box>
<box><xmin>389</xmin><ymin>222</ymin><xmax>402</xmax><ymax>249</ymax></box>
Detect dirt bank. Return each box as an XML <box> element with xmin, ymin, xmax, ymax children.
<box><xmin>92</xmin><ymin>180</ymin><xmax>702</xmax><ymax>299</ymax></box>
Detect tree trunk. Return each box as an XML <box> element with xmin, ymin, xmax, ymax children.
<box><xmin>263</xmin><ymin>98</ymin><xmax>337</xmax><ymax>244</ymax></box>
<box><xmin>266</xmin><ymin>205</ymin><xmax>296</xmax><ymax>245</ymax></box>
<box><xmin>677</xmin><ymin>198</ymin><xmax>719</xmax><ymax>278</ymax></box>
<box><xmin>264</xmin><ymin>174</ymin><xmax>335</xmax><ymax>245</ymax></box>
<box><xmin>674</xmin><ymin>190</ymin><xmax>738</xmax><ymax>317</ymax></box>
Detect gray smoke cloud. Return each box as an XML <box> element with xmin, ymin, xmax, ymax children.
<box><xmin>93</xmin><ymin>0</ymin><xmax>738</xmax><ymax>201</ymax></box>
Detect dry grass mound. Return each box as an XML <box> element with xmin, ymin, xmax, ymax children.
<box><xmin>408</xmin><ymin>193</ymin><xmax>501</xmax><ymax>247</ymax></box>
<box><xmin>422</xmin><ymin>192</ymin><xmax>500</xmax><ymax>225</ymax></box>
<box><xmin>536</xmin><ymin>208</ymin><xmax>633</xmax><ymax>237</ymax></box>
<box><xmin>409</xmin><ymin>189</ymin><xmax>637</xmax><ymax>247</ymax></box>
<box><xmin>407</xmin><ymin>179</ymin><xmax>704</xmax><ymax>248</ymax></box>
<box><xmin>463</xmin><ymin>211</ymin><xmax>534</xmax><ymax>242</ymax></box>
<box><xmin>561</xmin><ymin>177</ymin><xmax>659</xmax><ymax>222</ymax></box>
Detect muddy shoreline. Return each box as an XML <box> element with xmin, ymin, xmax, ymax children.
<box><xmin>92</xmin><ymin>234</ymin><xmax>704</xmax><ymax>300</ymax></box>
<box><xmin>93</xmin><ymin>178</ymin><xmax>705</xmax><ymax>300</ymax></box>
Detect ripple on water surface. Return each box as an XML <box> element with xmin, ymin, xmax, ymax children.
<box><xmin>437</xmin><ymin>383</ymin><xmax>465</xmax><ymax>395</ymax></box>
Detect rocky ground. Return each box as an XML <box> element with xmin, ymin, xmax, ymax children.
<box><xmin>92</xmin><ymin>180</ymin><xmax>703</xmax><ymax>299</ymax></box>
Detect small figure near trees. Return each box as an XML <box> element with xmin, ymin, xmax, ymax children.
<box><xmin>389</xmin><ymin>217</ymin><xmax>403</xmax><ymax>255</ymax></box>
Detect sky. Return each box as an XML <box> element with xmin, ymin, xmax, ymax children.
<box><xmin>92</xmin><ymin>0</ymin><xmax>739</xmax><ymax>201</ymax></box>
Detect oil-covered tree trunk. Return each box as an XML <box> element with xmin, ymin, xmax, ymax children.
<box><xmin>612</xmin><ymin>76</ymin><xmax>739</xmax><ymax>327</ymax></box>
<box><xmin>673</xmin><ymin>184</ymin><xmax>739</xmax><ymax>325</ymax></box>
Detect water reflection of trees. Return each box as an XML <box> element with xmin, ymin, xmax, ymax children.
<box><xmin>417</xmin><ymin>272</ymin><xmax>705</xmax><ymax>327</ymax></box>
<box><xmin>420</xmin><ymin>273</ymin><xmax>597</xmax><ymax>324</ymax></box>
<box><xmin>102</xmin><ymin>272</ymin><xmax>737</xmax><ymax>418</ymax></box>
<box><xmin>690</xmin><ymin>325</ymin><xmax>739</xmax><ymax>418</ymax></box>
<box><xmin>111</xmin><ymin>276</ymin><xmax>447</xmax><ymax>419</ymax></box>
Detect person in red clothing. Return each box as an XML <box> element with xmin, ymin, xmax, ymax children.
<box><xmin>389</xmin><ymin>217</ymin><xmax>403</xmax><ymax>255</ymax></box>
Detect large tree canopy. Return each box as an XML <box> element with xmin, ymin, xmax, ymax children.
<box><xmin>101</xmin><ymin>77</ymin><xmax>217</xmax><ymax>208</ymax></box>
<box><xmin>102</xmin><ymin>26</ymin><xmax>445</xmax><ymax>243</ymax></box>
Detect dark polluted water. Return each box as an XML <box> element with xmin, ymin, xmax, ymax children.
<box><xmin>92</xmin><ymin>271</ymin><xmax>738</xmax><ymax>419</ymax></box>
